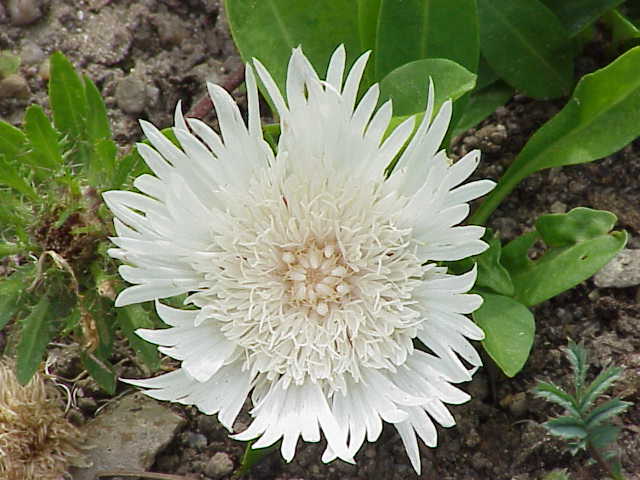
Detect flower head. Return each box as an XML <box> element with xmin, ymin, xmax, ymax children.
<box><xmin>105</xmin><ymin>46</ymin><xmax>495</xmax><ymax>473</ymax></box>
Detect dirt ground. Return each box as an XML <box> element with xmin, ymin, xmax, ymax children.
<box><xmin>1</xmin><ymin>1</ymin><xmax>639</xmax><ymax>479</ymax></box>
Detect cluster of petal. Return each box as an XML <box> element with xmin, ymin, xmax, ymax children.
<box><xmin>105</xmin><ymin>46</ymin><xmax>495</xmax><ymax>473</ymax></box>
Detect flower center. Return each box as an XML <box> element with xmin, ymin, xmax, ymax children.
<box><xmin>281</xmin><ymin>241</ymin><xmax>351</xmax><ymax>319</ymax></box>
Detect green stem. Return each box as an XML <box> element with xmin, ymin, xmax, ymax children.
<box><xmin>470</xmin><ymin>167</ymin><xmax>526</xmax><ymax>225</ymax></box>
<box><xmin>588</xmin><ymin>442</ymin><xmax>624</xmax><ymax>480</ymax></box>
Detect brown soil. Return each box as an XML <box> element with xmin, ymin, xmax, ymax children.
<box><xmin>1</xmin><ymin>1</ymin><xmax>638</xmax><ymax>479</ymax></box>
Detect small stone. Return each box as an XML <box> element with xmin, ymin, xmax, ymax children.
<box><xmin>205</xmin><ymin>452</ymin><xmax>234</xmax><ymax>478</ymax></box>
<box><xmin>594</xmin><ymin>249</ymin><xmax>640</xmax><ymax>288</ymax></box>
<box><xmin>182</xmin><ymin>431</ymin><xmax>208</xmax><ymax>449</ymax></box>
<box><xmin>116</xmin><ymin>75</ymin><xmax>147</xmax><ymax>114</ymax></box>
<box><xmin>549</xmin><ymin>201</ymin><xmax>567</xmax><ymax>214</ymax></box>
<box><xmin>500</xmin><ymin>392</ymin><xmax>528</xmax><ymax>417</ymax></box>
<box><xmin>38</xmin><ymin>59</ymin><xmax>50</xmax><ymax>81</ymax></box>
<box><xmin>8</xmin><ymin>0</ymin><xmax>43</xmax><ymax>25</ymax></box>
<box><xmin>20</xmin><ymin>41</ymin><xmax>45</xmax><ymax>66</ymax></box>
<box><xmin>0</xmin><ymin>74</ymin><xmax>30</xmax><ymax>99</ymax></box>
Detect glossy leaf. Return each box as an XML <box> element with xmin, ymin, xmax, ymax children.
<box><xmin>357</xmin><ymin>0</ymin><xmax>381</xmax><ymax>86</ymax></box>
<box><xmin>502</xmin><ymin>208</ymin><xmax>627</xmax><ymax>307</ymax></box>
<box><xmin>475</xmin><ymin>231</ymin><xmax>514</xmax><ymax>296</ymax></box>
<box><xmin>117</xmin><ymin>304</ymin><xmax>160</xmax><ymax>370</ymax></box>
<box><xmin>24</xmin><ymin>105</ymin><xmax>63</xmax><ymax>170</ymax></box>
<box><xmin>541</xmin><ymin>0</ymin><xmax>625</xmax><ymax>36</ymax></box>
<box><xmin>16</xmin><ymin>296</ymin><xmax>52</xmax><ymax>384</ymax></box>
<box><xmin>478</xmin><ymin>0</ymin><xmax>573</xmax><ymax>99</ymax></box>
<box><xmin>81</xmin><ymin>351</ymin><xmax>116</xmax><ymax>394</ymax></box>
<box><xmin>452</xmin><ymin>81</ymin><xmax>513</xmax><ymax>137</ymax></box>
<box><xmin>544</xmin><ymin>416</ymin><xmax>588</xmax><ymax>439</ymax></box>
<box><xmin>49</xmin><ymin>52</ymin><xmax>88</xmax><ymax>139</ymax></box>
<box><xmin>536</xmin><ymin>208</ymin><xmax>617</xmax><ymax>248</ymax></box>
<box><xmin>375</xmin><ymin>0</ymin><xmax>479</xmax><ymax>80</ymax></box>
<box><xmin>604</xmin><ymin>9</ymin><xmax>640</xmax><ymax>48</ymax></box>
<box><xmin>226</xmin><ymin>0</ymin><xmax>361</xmax><ymax>94</ymax></box>
<box><xmin>473</xmin><ymin>293</ymin><xmax>534</xmax><ymax>377</ymax></box>
<box><xmin>472</xmin><ymin>46</ymin><xmax>640</xmax><ymax>224</ymax></box>
<box><xmin>379</xmin><ymin>58</ymin><xmax>476</xmax><ymax>116</ymax></box>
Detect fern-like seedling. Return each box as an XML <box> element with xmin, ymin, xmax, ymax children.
<box><xmin>533</xmin><ymin>341</ymin><xmax>632</xmax><ymax>480</ymax></box>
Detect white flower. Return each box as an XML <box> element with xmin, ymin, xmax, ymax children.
<box><xmin>104</xmin><ymin>46</ymin><xmax>495</xmax><ymax>473</ymax></box>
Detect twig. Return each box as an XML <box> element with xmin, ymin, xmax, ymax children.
<box><xmin>187</xmin><ymin>65</ymin><xmax>246</xmax><ymax>119</ymax></box>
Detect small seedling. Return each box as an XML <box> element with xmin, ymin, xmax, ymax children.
<box><xmin>533</xmin><ymin>341</ymin><xmax>632</xmax><ymax>479</ymax></box>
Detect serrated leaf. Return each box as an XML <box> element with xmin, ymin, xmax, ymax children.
<box><xmin>375</xmin><ymin>0</ymin><xmax>479</xmax><ymax>81</ymax></box>
<box><xmin>226</xmin><ymin>0</ymin><xmax>361</xmax><ymax>96</ymax></box>
<box><xmin>24</xmin><ymin>104</ymin><xmax>63</xmax><ymax>170</ymax></box>
<box><xmin>579</xmin><ymin>366</ymin><xmax>624</xmax><ymax>411</ymax></box>
<box><xmin>117</xmin><ymin>304</ymin><xmax>160</xmax><ymax>370</ymax></box>
<box><xmin>0</xmin><ymin>155</ymin><xmax>38</xmax><ymax>200</ymax></box>
<box><xmin>501</xmin><ymin>208</ymin><xmax>627</xmax><ymax>307</ymax></box>
<box><xmin>533</xmin><ymin>381</ymin><xmax>579</xmax><ymax>416</ymax></box>
<box><xmin>473</xmin><ymin>46</ymin><xmax>640</xmax><ymax>224</ymax></box>
<box><xmin>585</xmin><ymin>398</ymin><xmax>632</xmax><ymax>428</ymax></box>
<box><xmin>16</xmin><ymin>296</ymin><xmax>52</xmax><ymax>384</ymax></box>
<box><xmin>544</xmin><ymin>416</ymin><xmax>588</xmax><ymax>439</ymax></box>
<box><xmin>541</xmin><ymin>0</ymin><xmax>625</xmax><ymax>36</ymax></box>
<box><xmin>49</xmin><ymin>52</ymin><xmax>88</xmax><ymax>139</ymax></box>
<box><xmin>473</xmin><ymin>293</ymin><xmax>534</xmax><ymax>377</ymax></box>
<box><xmin>379</xmin><ymin>58</ymin><xmax>476</xmax><ymax>117</ymax></box>
<box><xmin>478</xmin><ymin>0</ymin><xmax>573</xmax><ymax>99</ymax></box>
<box><xmin>566</xmin><ymin>340</ymin><xmax>588</xmax><ymax>395</ymax></box>
<box><xmin>81</xmin><ymin>351</ymin><xmax>116</xmax><ymax>394</ymax></box>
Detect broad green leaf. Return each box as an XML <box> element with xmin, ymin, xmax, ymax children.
<box><xmin>544</xmin><ymin>416</ymin><xmax>588</xmax><ymax>439</ymax></box>
<box><xmin>475</xmin><ymin>55</ymin><xmax>499</xmax><ymax>91</ymax></box>
<box><xmin>375</xmin><ymin>0</ymin><xmax>479</xmax><ymax>80</ymax></box>
<box><xmin>24</xmin><ymin>105</ymin><xmax>63</xmax><ymax>170</ymax></box>
<box><xmin>478</xmin><ymin>0</ymin><xmax>573</xmax><ymax>99</ymax></box>
<box><xmin>603</xmin><ymin>9</ymin><xmax>640</xmax><ymax>48</ymax></box>
<box><xmin>49</xmin><ymin>52</ymin><xmax>88</xmax><ymax>139</ymax></box>
<box><xmin>357</xmin><ymin>0</ymin><xmax>381</xmax><ymax>87</ymax></box>
<box><xmin>472</xmin><ymin>46</ymin><xmax>640</xmax><ymax>224</ymax></box>
<box><xmin>235</xmin><ymin>440</ymin><xmax>279</xmax><ymax>477</ymax></box>
<box><xmin>16</xmin><ymin>296</ymin><xmax>52</xmax><ymax>384</ymax></box>
<box><xmin>117</xmin><ymin>304</ymin><xmax>160</xmax><ymax>370</ymax></box>
<box><xmin>472</xmin><ymin>293</ymin><xmax>534</xmax><ymax>377</ymax></box>
<box><xmin>81</xmin><ymin>351</ymin><xmax>116</xmax><ymax>394</ymax></box>
<box><xmin>83</xmin><ymin>75</ymin><xmax>112</xmax><ymax>142</ymax></box>
<box><xmin>0</xmin><ymin>155</ymin><xmax>38</xmax><ymax>200</ymax></box>
<box><xmin>533</xmin><ymin>381</ymin><xmax>579</xmax><ymax>416</ymax></box>
<box><xmin>536</xmin><ymin>208</ymin><xmax>617</xmax><ymax>247</ymax></box>
<box><xmin>379</xmin><ymin>58</ymin><xmax>476</xmax><ymax>116</ymax></box>
<box><xmin>226</xmin><ymin>0</ymin><xmax>361</xmax><ymax>95</ymax></box>
<box><xmin>475</xmin><ymin>231</ymin><xmax>514</xmax><ymax>296</ymax></box>
<box><xmin>579</xmin><ymin>366</ymin><xmax>624</xmax><ymax>411</ymax></box>
<box><xmin>0</xmin><ymin>121</ymin><xmax>27</xmax><ymax>159</ymax></box>
<box><xmin>585</xmin><ymin>398</ymin><xmax>632</xmax><ymax>428</ymax></box>
<box><xmin>0</xmin><ymin>267</ymin><xmax>32</xmax><ymax>330</ymax></box>
<box><xmin>501</xmin><ymin>208</ymin><xmax>627</xmax><ymax>307</ymax></box>
<box><xmin>541</xmin><ymin>0</ymin><xmax>625</xmax><ymax>36</ymax></box>
<box><xmin>452</xmin><ymin>82</ymin><xmax>513</xmax><ymax>137</ymax></box>
<box><xmin>89</xmin><ymin>138</ymin><xmax>118</xmax><ymax>188</ymax></box>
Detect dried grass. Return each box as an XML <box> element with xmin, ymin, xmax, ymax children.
<box><xmin>0</xmin><ymin>359</ymin><xmax>89</xmax><ymax>480</ymax></box>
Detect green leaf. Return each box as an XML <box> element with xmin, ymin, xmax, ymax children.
<box><xmin>472</xmin><ymin>46</ymin><xmax>640</xmax><ymax>224</ymax></box>
<box><xmin>24</xmin><ymin>105</ymin><xmax>63</xmax><ymax>170</ymax></box>
<box><xmin>452</xmin><ymin>82</ymin><xmax>513</xmax><ymax>136</ymax></box>
<box><xmin>226</xmin><ymin>0</ymin><xmax>361</xmax><ymax>95</ymax></box>
<box><xmin>375</xmin><ymin>0</ymin><xmax>479</xmax><ymax>81</ymax></box>
<box><xmin>535</xmin><ymin>208</ymin><xmax>617</xmax><ymax>248</ymax></box>
<box><xmin>379</xmin><ymin>58</ymin><xmax>476</xmax><ymax>117</ymax></box>
<box><xmin>117</xmin><ymin>305</ymin><xmax>160</xmax><ymax>370</ymax></box>
<box><xmin>0</xmin><ymin>155</ymin><xmax>38</xmax><ymax>200</ymax></box>
<box><xmin>16</xmin><ymin>296</ymin><xmax>52</xmax><ymax>384</ymax></box>
<box><xmin>544</xmin><ymin>416</ymin><xmax>588</xmax><ymax>439</ymax></box>
<box><xmin>476</xmin><ymin>55</ymin><xmax>499</xmax><ymax>91</ymax></box>
<box><xmin>235</xmin><ymin>440</ymin><xmax>279</xmax><ymax>477</ymax></box>
<box><xmin>477</xmin><ymin>0</ymin><xmax>573</xmax><ymax>99</ymax></box>
<box><xmin>533</xmin><ymin>381</ymin><xmax>580</xmax><ymax>416</ymax></box>
<box><xmin>540</xmin><ymin>0</ymin><xmax>625</xmax><ymax>36</ymax></box>
<box><xmin>580</xmin><ymin>366</ymin><xmax>624</xmax><ymax>411</ymax></box>
<box><xmin>80</xmin><ymin>351</ymin><xmax>116</xmax><ymax>394</ymax></box>
<box><xmin>472</xmin><ymin>293</ymin><xmax>535</xmax><ymax>377</ymax></box>
<box><xmin>587</xmin><ymin>424</ymin><xmax>621</xmax><ymax>451</ymax></box>
<box><xmin>0</xmin><ymin>121</ymin><xmax>28</xmax><ymax>159</ymax></box>
<box><xmin>585</xmin><ymin>398</ymin><xmax>632</xmax><ymax>428</ymax></box>
<box><xmin>83</xmin><ymin>75</ymin><xmax>112</xmax><ymax>142</ymax></box>
<box><xmin>49</xmin><ymin>52</ymin><xmax>88</xmax><ymax>139</ymax></box>
<box><xmin>474</xmin><ymin>231</ymin><xmax>514</xmax><ymax>296</ymax></box>
<box><xmin>0</xmin><ymin>267</ymin><xmax>32</xmax><ymax>330</ymax></box>
<box><xmin>603</xmin><ymin>9</ymin><xmax>640</xmax><ymax>48</ymax></box>
<box><xmin>501</xmin><ymin>208</ymin><xmax>627</xmax><ymax>307</ymax></box>
<box><xmin>566</xmin><ymin>340</ymin><xmax>588</xmax><ymax>397</ymax></box>
<box><xmin>357</xmin><ymin>0</ymin><xmax>381</xmax><ymax>53</ymax></box>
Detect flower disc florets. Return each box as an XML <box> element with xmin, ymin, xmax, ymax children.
<box><xmin>105</xmin><ymin>45</ymin><xmax>496</xmax><ymax>473</ymax></box>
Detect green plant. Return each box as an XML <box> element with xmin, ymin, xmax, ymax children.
<box><xmin>0</xmin><ymin>52</ymin><xmax>158</xmax><ymax>391</ymax></box>
<box><xmin>533</xmin><ymin>341</ymin><xmax>633</xmax><ymax>479</ymax></box>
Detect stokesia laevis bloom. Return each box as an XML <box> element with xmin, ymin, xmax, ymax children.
<box><xmin>104</xmin><ymin>45</ymin><xmax>495</xmax><ymax>473</ymax></box>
